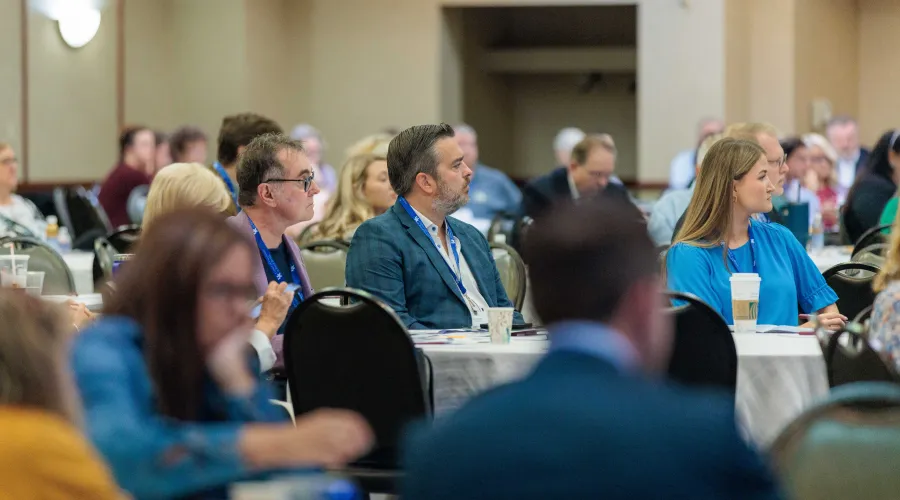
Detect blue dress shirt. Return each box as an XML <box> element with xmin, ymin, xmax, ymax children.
<box><xmin>462</xmin><ymin>163</ymin><xmax>522</xmax><ymax>221</ymax></box>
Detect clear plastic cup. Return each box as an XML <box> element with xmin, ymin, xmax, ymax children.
<box><xmin>0</xmin><ymin>255</ymin><xmax>29</xmax><ymax>289</ymax></box>
<box><xmin>488</xmin><ymin>307</ymin><xmax>514</xmax><ymax>344</ymax></box>
<box><xmin>25</xmin><ymin>271</ymin><xmax>45</xmax><ymax>297</ymax></box>
<box><xmin>730</xmin><ymin>273</ymin><xmax>761</xmax><ymax>334</ymax></box>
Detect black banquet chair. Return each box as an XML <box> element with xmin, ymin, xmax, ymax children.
<box><xmin>53</xmin><ymin>186</ymin><xmax>112</xmax><ymax>250</ymax></box>
<box><xmin>852</xmin><ymin>223</ymin><xmax>892</xmax><ymax>258</ymax></box>
<box><xmin>283</xmin><ymin>287</ymin><xmax>433</xmax><ymax>496</ymax></box>
<box><xmin>0</xmin><ymin>236</ymin><xmax>77</xmax><ymax>295</ymax></box>
<box><xmin>107</xmin><ymin>225</ymin><xmax>141</xmax><ymax>254</ymax></box>
<box><xmin>821</xmin><ymin>262</ymin><xmax>881</xmax><ymax>323</ymax></box>
<box><xmin>664</xmin><ymin>291</ymin><xmax>737</xmax><ymax>396</ymax></box>
<box><xmin>824</xmin><ymin>323</ymin><xmax>900</xmax><ymax>389</ymax></box>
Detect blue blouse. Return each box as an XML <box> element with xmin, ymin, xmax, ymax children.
<box><xmin>71</xmin><ymin>316</ymin><xmax>288</xmax><ymax>499</ymax></box>
<box><xmin>666</xmin><ymin>219</ymin><xmax>838</xmax><ymax>325</ymax></box>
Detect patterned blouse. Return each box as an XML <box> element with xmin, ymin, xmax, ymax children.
<box><xmin>869</xmin><ymin>281</ymin><xmax>900</xmax><ymax>373</ymax></box>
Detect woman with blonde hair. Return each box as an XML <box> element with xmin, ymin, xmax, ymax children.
<box><xmin>666</xmin><ymin>138</ymin><xmax>845</xmax><ymax>329</ymax></box>
<box><xmin>0</xmin><ymin>290</ymin><xmax>122</xmax><ymax>499</ymax></box>
<box><xmin>869</xmin><ymin>214</ymin><xmax>900</xmax><ymax>371</ymax></box>
<box><xmin>142</xmin><ymin>162</ymin><xmax>237</xmax><ymax>230</ymax></box>
<box><xmin>311</xmin><ymin>153</ymin><xmax>397</xmax><ymax>242</ymax></box>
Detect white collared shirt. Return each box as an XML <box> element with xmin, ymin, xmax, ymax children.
<box><xmin>567</xmin><ymin>170</ymin><xmax>580</xmax><ymax>200</ymax></box>
<box><xmin>412</xmin><ymin>207</ymin><xmax>491</xmax><ymax>327</ymax></box>
<box><xmin>836</xmin><ymin>150</ymin><xmax>860</xmax><ymax>191</ymax></box>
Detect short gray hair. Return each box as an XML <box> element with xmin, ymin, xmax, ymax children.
<box><xmin>826</xmin><ymin>115</ymin><xmax>858</xmax><ymax>132</ymax></box>
<box><xmin>290</xmin><ymin>123</ymin><xmax>325</xmax><ymax>146</ymax></box>
<box><xmin>553</xmin><ymin>127</ymin><xmax>586</xmax><ymax>153</ymax></box>
<box><xmin>452</xmin><ymin>123</ymin><xmax>477</xmax><ymax>138</ymax></box>
<box><xmin>387</xmin><ymin>123</ymin><xmax>455</xmax><ymax>197</ymax></box>
<box><xmin>237</xmin><ymin>133</ymin><xmax>304</xmax><ymax>207</ymax></box>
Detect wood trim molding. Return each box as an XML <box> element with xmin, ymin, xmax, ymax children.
<box><xmin>17</xmin><ymin>181</ymin><xmax>97</xmax><ymax>193</ymax></box>
<box><xmin>19</xmin><ymin>0</ymin><xmax>28</xmax><ymax>182</ymax></box>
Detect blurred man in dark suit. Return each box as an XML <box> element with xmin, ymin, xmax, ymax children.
<box><xmin>521</xmin><ymin>134</ymin><xmax>635</xmax><ymax>220</ymax></box>
<box><xmin>402</xmin><ymin>199</ymin><xmax>783</xmax><ymax>500</ymax></box>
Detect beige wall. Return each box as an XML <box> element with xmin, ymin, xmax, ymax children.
<box><xmin>0</xmin><ymin>0</ymin><xmax>22</xmax><ymax>159</ymax></box>
<box><xmin>27</xmin><ymin>2</ymin><xmax>118</xmax><ymax>182</ymax></box>
<box><xmin>124</xmin><ymin>0</ymin><xmax>174</xmax><ymax>130</ymax></box>
<box><xmin>858</xmin><ymin>0</ymin><xmax>900</xmax><ymax>146</ymax></box>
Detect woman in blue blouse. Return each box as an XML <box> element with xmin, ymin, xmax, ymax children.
<box><xmin>71</xmin><ymin>209</ymin><xmax>373</xmax><ymax>499</ymax></box>
<box><xmin>667</xmin><ymin>138</ymin><xmax>846</xmax><ymax>330</ymax></box>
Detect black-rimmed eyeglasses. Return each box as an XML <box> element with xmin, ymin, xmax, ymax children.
<box><xmin>265</xmin><ymin>171</ymin><xmax>316</xmax><ymax>192</ymax></box>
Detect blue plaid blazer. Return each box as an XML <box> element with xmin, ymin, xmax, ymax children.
<box><xmin>345</xmin><ymin>201</ymin><xmax>524</xmax><ymax>330</ymax></box>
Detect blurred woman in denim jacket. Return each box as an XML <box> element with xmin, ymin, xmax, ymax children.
<box><xmin>71</xmin><ymin>209</ymin><xmax>373</xmax><ymax>499</ymax></box>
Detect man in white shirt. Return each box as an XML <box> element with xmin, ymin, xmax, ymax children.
<box><xmin>667</xmin><ymin>117</ymin><xmax>724</xmax><ymax>190</ymax></box>
<box><xmin>826</xmin><ymin>116</ymin><xmax>870</xmax><ymax>194</ymax></box>
<box><xmin>346</xmin><ymin>123</ymin><xmax>524</xmax><ymax>330</ymax></box>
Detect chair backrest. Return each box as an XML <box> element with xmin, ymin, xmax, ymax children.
<box><xmin>489</xmin><ymin>241</ymin><xmax>527</xmax><ymax>311</ymax></box>
<box><xmin>107</xmin><ymin>225</ymin><xmax>141</xmax><ymax>254</ymax></box>
<box><xmin>825</xmin><ymin>325</ymin><xmax>900</xmax><ymax>388</ymax></box>
<box><xmin>770</xmin><ymin>382</ymin><xmax>900</xmax><ymax>500</ymax></box>
<box><xmin>853</xmin><ymin>223</ymin><xmax>892</xmax><ymax>257</ymax></box>
<box><xmin>126</xmin><ymin>185</ymin><xmax>149</xmax><ymax>226</ymax></box>
<box><xmin>851</xmin><ymin>243</ymin><xmax>887</xmax><ymax>268</ymax></box>
<box><xmin>822</xmin><ymin>262</ymin><xmax>881</xmax><ymax>322</ymax></box>
<box><xmin>0</xmin><ymin>237</ymin><xmax>76</xmax><ymax>295</ymax></box>
<box><xmin>296</xmin><ymin>223</ymin><xmax>320</xmax><ymax>245</ymax></box>
<box><xmin>854</xmin><ymin>304</ymin><xmax>874</xmax><ymax>325</ymax></box>
<box><xmin>664</xmin><ymin>291</ymin><xmax>737</xmax><ymax>395</ymax></box>
<box><xmin>297</xmin><ymin>240</ymin><xmax>350</xmax><ymax>291</ymax></box>
<box><xmin>283</xmin><ymin>288</ymin><xmax>431</xmax><ymax>469</ymax></box>
<box><xmin>486</xmin><ymin>211</ymin><xmax>518</xmax><ymax>244</ymax></box>
<box><xmin>93</xmin><ymin>237</ymin><xmax>116</xmax><ymax>283</ymax></box>
<box><xmin>52</xmin><ymin>186</ymin><xmax>112</xmax><ymax>240</ymax></box>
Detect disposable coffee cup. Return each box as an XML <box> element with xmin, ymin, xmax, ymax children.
<box><xmin>488</xmin><ymin>307</ymin><xmax>514</xmax><ymax>344</ymax></box>
<box><xmin>730</xmin><ymin>273</ymin><xmax>761</xmax><ymax>334</ymax></box>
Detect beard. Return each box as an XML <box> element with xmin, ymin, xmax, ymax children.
<box><xmin>433</xmin><ymin>177</ymin><xmax>469</xmax><ymax>215</ymax></box>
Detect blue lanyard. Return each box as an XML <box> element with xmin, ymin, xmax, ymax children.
<box><xmin>214</xmin><ymin>162</ymin><xmax>239</xmax><ymax>207</ymax></box>
<box><xmin>246</xmin><ymin>216</ymin><xmax>304</xmax><ymax>311</ymax></box>
<box><xmin>397</xmin><ymin>197</ymin><xmax>467</xmax><ymax>296</ymax></box>
<box><xmin>724</xmin><ymin>224</ymin><xmax>759</xmax><ymax>274</ymax></box>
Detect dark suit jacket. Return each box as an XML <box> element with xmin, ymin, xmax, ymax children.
<box><xmin>856</xmin><ymin>148</ymin><xmax>871</xmax><ymax>175</ymax></box>
<box><xmin>345</xmin><ymin>201</ymin><xmax>524</xmax><ymax>330</ymax></box>
<box><xmin>403</xmin><ymin>351</ymin><xmax>783</xmax><ymax>500</ymax></box>
<box><xmin>521</xmin><ymin>167</ymin><xmax>635</xmax><ymax>220</ymax></box>
<box><xmin>843</xmin><ymin>173</ymin><xmax>896</xmax><ymax>244</ymax></box>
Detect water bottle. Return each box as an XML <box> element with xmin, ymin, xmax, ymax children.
<box><xmin>230</xmin><ymin>474</ymin><xmax>360</xmax><ymax>500</ymax></box>
<box><xmin>45</xmin><ymin>216</ymin><xmax>60</xmax><ymax>251</ymax></box>
<box><xmin>809</xmin><ymin>213</ymin><xmax>824</xmax><ymax>252</ymax></box>
<box><xmin>57</xmin><ymin>227</ymin><xmax>72</xmax><ymax>253</ymax></box>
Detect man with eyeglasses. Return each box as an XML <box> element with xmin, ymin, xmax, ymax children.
<box><xmin>521</xmin><ymin>134</ymin><xmax>636</xmax><ymax>221</ymax></box>
<box><xmin>227</xmin><ymin>132</ymin><xmax>319</xmax><ymax>377</ymax></box>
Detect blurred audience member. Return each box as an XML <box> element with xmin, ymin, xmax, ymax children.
<box><xmin>99</xmin><ymin>126</ymin><xmax>155</xmax><ymax>228</ymax></box>
<box><xmin>869</xmin><ymin>215</ymin><xmax>900</xmax><ymax>372</ymax></box>
<box><xmin>72</xmin><ymin>210</ymin><xmax>372</xmax><ymax>499</ymax></box>
<box><xmin>779</xmin><ymin>137</ymin><xmax>819</xmax><ymax>226</ymax></box>
<box><xmin>667</xmin><ymin>138</ymin><xmax>843</xmax><ymax>330</ymax></box>
<box><xmin>552</xmin><ymin>127</ymin><xmax>586</xmax><ymax>168</ymax></box>
<box><xmin>843</xmin><ymin>130</ymin><xmax>900</xmax><ymax>244</ymax></box>
<box><xmin>668</xmin><ymin>117</ymin><xmax>725</xmax><ymax>190</ymax></box>
<box><xmin>215</xmin><ymin>113</ymin><xmax>283</xmax><ymax>208</ymax></box>
<box><xmin>522</xmin><ymin>134</ymin><xmax>634</xmax><ymax>220</ymax></box>
<box><xmin>346</xmin><ymin>123</ymin><xmax>523</xmax><ymax>329</ymax></box>
<box><xmin>648</xmin><ymin>133</ymin><xmax>721</xmax><ymax>245</ymax></box>
<box><xmin>143</xmin><ymin>163</ymin><xmax>237</xmax><ymax>230</ymax></box>
<box><xmin>451</xmin><ymin>124</ymin><xmax>522</xmax><ymax>232</ymax></box>
<box><xmin>290</xmin><ymin>124</ymin><xmax>337</xmax><ymax>193</ymax></box>
<box><xmin>802</xmin><ymin>133</ymin><xmax>840</xmax><ymax>231</ymax></box>
<box><xmin>345</xmin><ymin>132</ymin><xmax>393</xmax><ymax>158</ymax></box>
<box><xmin>0</xmin><ymin>291</ymin><xmax>122</xmax><ymax>499</ymax></box>
<box><xmin>169</xmin><ymin>125</ymin><xmax>209</xmax><ymax>164</ymax></box>
<box><xmin>311</xmin><ymin>153</ymin><xmax>396</xmax><ymax>242</ymax></box>
<box><xmin>154</xmin><ymin>130</ymin><xmax>171</xmax><ymax>174</ymax></box>
<box><xmin>0</xmin><ymin>142</ymin><xmax>47</xmax><ymax>238</ymax></box>
<box><xmin>826</xmin><ymin>116</ymin><xmax>870</xmax><ymax>193</ymax></box>
<box><xmin>143</xmin><ymin>163</ymin><xmax>290</xmax><ymax>372</ymax></box>
<box><xmin>403</xmin><ymin>199</ymin><xmax>782</xmax><ymax>500</ymax></box>
<box><xmin>230</xmin><ymin>133</ymin><xmax>318</xmax><ymax>371</ymax></box>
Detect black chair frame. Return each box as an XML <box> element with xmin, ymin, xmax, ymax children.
<box><xmin>853</xmin><ymin>223</ymin><xmax>892</xmax><ymax>257</ymax></box>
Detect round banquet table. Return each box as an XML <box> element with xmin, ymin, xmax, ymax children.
<box><xmin>417</xmin><ymin>332</ymin><xmax>828</xmax><ymax>446</ymax></box>
<box><xmin>808</xmin><ymin>246</ymin><xmax>852</xmax><ymax>272</ymax></box>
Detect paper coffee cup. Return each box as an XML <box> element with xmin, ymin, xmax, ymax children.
<box><xmin>488</xmin><ymin>307</ymin><xmax>514</xmax><ymax>344</ymax></box>
<box><xmin>730</xmin><ymin>273</ymin><xmax>761</xmax><ymax>334</ymax></box>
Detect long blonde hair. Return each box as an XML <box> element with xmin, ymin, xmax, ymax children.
<box><xmin>670</xmin><ymin>138</ymin><xmax>767</xmax><ymax>273</ymax></box>
<box><xmin>312</xmin><ymin>154</ymin><xmax>385</xmax><ymax>241</ymax></box>
<box><xmin>143</xmin><ymin>163</ymin><xmax>237</xmax><ymax>231</ymax></box>
<box><xmin>0</xmin><ymin>291</ymin><xmax>80</xmax><ymax>423</ymax></box>
<box><xmin>874</xmin><ymin>212</ymin><xmax>900</xmax><ymax>292</ymax></box>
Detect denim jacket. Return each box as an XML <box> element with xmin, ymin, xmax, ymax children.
<box><xmin>71</xmin><ymin>316</ymin><xmax>287</xmax><ymax>499</ymax></box>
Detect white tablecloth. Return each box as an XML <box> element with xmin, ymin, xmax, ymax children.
<box><xmin>62</xmin><ymin>251</ymin><xmax>94</xmax><ymax>294</ymax></box>
<box><xmin>418</xmin><ymin>333</ymin><xmax>828</xmax><ymax>446</ymax></box>
<box><xmin>808</xmin><ymin>246</ymin><xmax>852</xmax><ymax>272</ymax></box>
